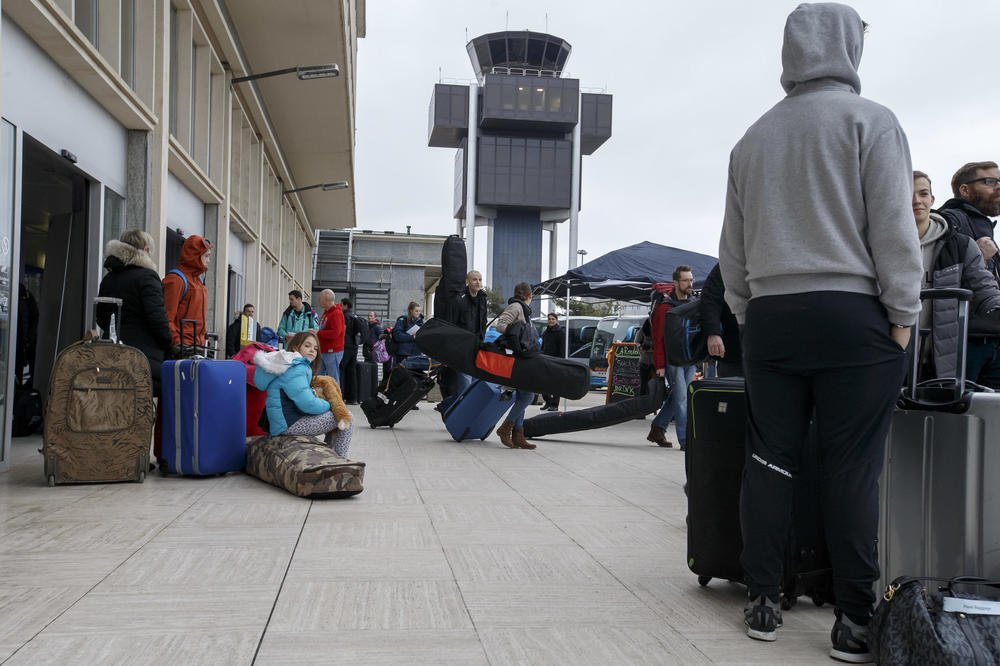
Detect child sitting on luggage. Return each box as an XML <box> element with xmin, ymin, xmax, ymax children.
<box><xmin>253</xmin><ymin>331</ymin><xmax>353</xmax><ymax>458</ymax></box>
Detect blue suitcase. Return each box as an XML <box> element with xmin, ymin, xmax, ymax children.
<box><xmin>444</xmin><ymin>380</ymin><xmax>514</xmax><ymax>442</ymax></box>
<box><xmin>162</xmin><ymin>358</ymin><xmax>246</xmax><ymax>475</ymax></box>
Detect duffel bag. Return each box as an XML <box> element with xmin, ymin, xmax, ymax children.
<box><xmin>870</xmin><ymin>575</ymin><xmax>1000</xmax><ymax>665</ymax></box>
<box><xmin>664</xmin><ymin>299</ymin><xmax>708</xmax><ymax>367</ymax></box>
<box><xmin>416</xmin><ymin>318</ymin><xmax>589</xmax><ymax>399</ymax></box>
<box><xmin>245</xmin><ymin>434</ymin><xmax>365</xmax><ymax>499</ymax></box>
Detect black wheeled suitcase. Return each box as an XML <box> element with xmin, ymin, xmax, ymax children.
<box><xmin>361</xmin><ymin>365</ymin><xmax>436</xmax><ymax>428</ymax></box>
<box><xmin>685</xmin><ymin>377</ymin><xmax>834</xmax><ymax>609</ymax></box>
<box><xmin>356</xmin><ymin>361</ymin><xmax>378</xmax><ymax>403</ymax></box>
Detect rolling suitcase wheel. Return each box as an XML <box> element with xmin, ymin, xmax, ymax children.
<box><xmin>697</xmin><ymin>576</ymin><xmax>711</xmax><ymax>587</ymax></box>
<box><xmin>780</xmin><ymin>595</ymin><xmax>797</xmax><ymax>611</ymax></box>
<box><xmin>47</xmin><ymin>475</ymin><xmax>55</xmax><ymax>487</ymax></box>
<box><xmin>139</xmin><ymin>471</ymin><xmax>146</xmax><ymax>483</ymax></box>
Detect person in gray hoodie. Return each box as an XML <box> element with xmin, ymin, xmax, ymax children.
<box><xmin>718</xmin><ymin>4</ymin><xmax>922</xmax><ymax>660</ymax></box>
<box><xmin>913</xmin><ymin>171</ymin><xmax>1000</xmax><ymax>381</ymax></box>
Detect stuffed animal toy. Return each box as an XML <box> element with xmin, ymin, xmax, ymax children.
<box><xmin>310</xmin><ymin>375</ymin><xmax>352</xmax><ymax>430</ymax></box>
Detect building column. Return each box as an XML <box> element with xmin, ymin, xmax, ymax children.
<box><xmin>125</xmin><ymin>130</ymin><xmax>151</xmax><ymax>232</ymax></box>
<box><xmin>149</xmin><ymin>0</ymin><xmax>171</xmax><ymax>271</ymax></box>
<box><xmin>464</xmin><ymin>82</ymin><xmax>478</xmax><ymax>265</ymax></box>
<box><xmin>203</xmin><ymin>203</ymin><xmax>221</xmax><ymax>334</ymax></box>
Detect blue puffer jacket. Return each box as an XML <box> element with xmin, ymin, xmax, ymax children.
<box><xmin>392</xmin><ymin>314</ymin><xmax>424</xmax><ymax>357</ymax></box>
<box><xmin>253</xmin><ymin>350</ymin><xmax>330</xmax><ymax>435</ymax></box>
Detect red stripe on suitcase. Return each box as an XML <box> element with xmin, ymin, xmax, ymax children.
<box><xmin>475</xmin><ymin>350</ymin><xmax>514</xmax><ymax>378</ymax></box>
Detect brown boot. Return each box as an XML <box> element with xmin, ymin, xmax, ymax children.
<box><xmin>497</xmin><ymin>421</ymin><xmax>516</xmax><ymax>448</ymax></box>
<box><xmin>512</xmin><ymin>427</ymin><xmax>536</xmax><ymax>449</ymax></box>
<box><xmin>646</xmin><ymin>425</ymin><xmax>672</xmax><ymax>447</ymax></box>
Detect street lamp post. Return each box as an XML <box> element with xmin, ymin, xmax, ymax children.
<box><xmin>232</xmin><ymin>63</ymin><xmax>340</xmax><ymax>84</ymax></box>
<box><xmin>282</xmin><ymin>181</ymin><xmax>350</xmax><ymax>196</ymax></box>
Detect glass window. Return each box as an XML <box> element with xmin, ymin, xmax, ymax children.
<box><xmin>549</xmin><ymin>88</ymin><xmax>562</xmax><ymax>113</ymax></box>
<box><xmin>516</xmin><ymin>84</ymin><xmax>529</xmax><ymax>112</ymax></box>
<box><xmin>533</xmin><ymin>86</ymin><xmax>545</xmax><ymax>112</ymax></box>
<box><xmin>527</xmin><ymin>38</ymin><xmax>544</xmax><ymax>65</ymax></box>
<box><xmin>169</xmin><ymin>5</ymin><xmax>178</xmax><ymax>136</ymax></box>
<box><xmin>508</xmin><ymin>36</ymin><xmax>526</xmax><ymax>63</ymax></box>
<box><xmin>555</xmin><ymin>46</ymin><xmax>569</xmax><ymax>70</ymax></box>
<box><xmin>488</xmin><ymin>38</ymin><xmax>507</xmax><ymax>66</ymax></box>
<box><xmin>102</xmin><ymin>188</ymin><xmax>126</xmax><ymax>271</ymax></box>
<box><xmin>543</xmin><ymin>41</ymin><xmax>561</xmax><ymax>70</ymax></box>
<box><xmin>74</xmin><ymin>0</ymin><xmax>98</xmax><ymax>47</ymax></box>
<box><xmin>121</xmin><ymin>0</ymin><xmax>135</xmax><ymax>88</ymax></box>
<box><xmin>0</xmin><ymin>121</ymin><xmax>14</xmax><ymax>465</ymax></box>
<box><xmin>501</xmin><ymin>81</ymin><xmax>515</xmax><ymax>111</ymax></box>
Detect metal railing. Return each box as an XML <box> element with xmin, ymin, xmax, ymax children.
<box><xmin>490</xmin><ymin>66</ymin><xmax>560</xmax><ymax>78</ymax></box>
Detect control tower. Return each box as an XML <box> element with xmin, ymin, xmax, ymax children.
<box><xmin>428</xmin><ymin>30</ymin><xmax>612</xmax><ymax>299</ymax></box>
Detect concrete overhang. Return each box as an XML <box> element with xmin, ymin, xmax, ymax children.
<box><xmin>221</xmin><ymin>0</ymin><xmax>359</xmax><ymax>230</ymax></box>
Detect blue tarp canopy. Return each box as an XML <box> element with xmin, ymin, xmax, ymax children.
<box><xmin>533</xmin><ymin>241</ymin><xmax>718</xmax><ymax>302</ymax></box>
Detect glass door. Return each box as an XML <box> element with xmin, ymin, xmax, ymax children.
<box><xmin>0</xmin><ymin>120</ymin><xmax>18</xmax><ymax>471</ymax></box>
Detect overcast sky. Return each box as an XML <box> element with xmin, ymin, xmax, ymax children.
<box><xmin>353</xmin><ymin>0</ymin><xmax>999</xmax><ymax>281</ymax></box>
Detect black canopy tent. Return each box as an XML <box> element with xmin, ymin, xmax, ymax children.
<box><xmin>533</xmin><ymin>241</ymin><xmax>719</xmax><ymax>301</ymax></box>
<box><xmin>532</xmin><ymin>241</ymin><xmax>718</xmax><ymax>370</ymax></box>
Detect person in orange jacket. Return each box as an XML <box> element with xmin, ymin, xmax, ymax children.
<box><xmin>163</xmin><ymin>235</ymin><xmax>212</xmax><ymax>356</ymax></box>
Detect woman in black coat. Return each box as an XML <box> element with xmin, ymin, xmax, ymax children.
<box><xmin>97</xmin><ymin>229</ymin><xmax>172</xmax><ymax>396</ymax></box>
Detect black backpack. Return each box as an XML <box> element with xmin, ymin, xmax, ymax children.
<box><xmin>663</xmin><ymin>299</ymin><xmax>708</xmax><ymax>366</ymax></box>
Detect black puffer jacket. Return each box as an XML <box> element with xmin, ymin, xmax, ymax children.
<box><xmin>541</xmin><ymin>323</ymin><xmax>565</xmax><ymax>357</ymax></box>
<box><xmin>97</xmin><ymin>240</ymin><xmax>172</xmax><ymax>389</ymax></box>
<box><xmin>939</xmin><ymin>198</ymin><xmax>1000</xmax><ymax>334</ymax></box>
<box><xmin>454</xmin><ymin>288</ymin><xmax>488</xmax><ymax>338</ymax></box>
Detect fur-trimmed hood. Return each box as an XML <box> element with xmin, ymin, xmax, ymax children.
<box><xmin>253</xmin><ymin>349</ymin><xmax>302</xmax><ymax>379</ymax></box>
<box><xmin>103</xmin><ymin>239</ymin><xmax>157</xmax><ymax>272</ymax></box>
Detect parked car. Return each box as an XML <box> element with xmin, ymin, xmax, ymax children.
<box><xmin>588</xmin><ymin>315</ymin><xmax>646</xmax><ymax>387</ymax></box>
<box><xmin>531</xmin><ymin>315</ymin><xmax>599</xmax><ymax>358</ymax></box>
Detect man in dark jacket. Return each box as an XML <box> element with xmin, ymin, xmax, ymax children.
<box><xmin>339</xmin><ymin>298</ymin><xmax>368</xmax><ymax>403</ymax></box>
<box><xmin>438</xmin><ymin>270</ymin><xmax>489</xmax><ymax>412</ymax></box>
<box><xmin>225</xmin><ymin>304</ymin><xmax>261</xmax><ymax>358</ymax></box>
<box><xmin>97</xmin><ymin>230</ymin><xmax>173</xmax><ymax>395</ymax></box>
<box><xmin>700</xmin><ymin>263</ymin><xmax>742</xmax><ymax>377</ymax></box>
<box><xmin>914</xmin><ymin>170</ymin><xmax>1000</xmax><ymax>380</ymax></box>
<box><xmin>938</xmin><ymin>161</ymin><xmax>1000</xmax><ymax>387</ymax></box>
<box><xmin>540</xmin><ymin>313</ymin><xmax>565</xmax><ymax>410</ymax></box>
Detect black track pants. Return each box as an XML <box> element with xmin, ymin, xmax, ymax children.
<box><xmin>739</xmin><ymin>292</ymin><xmax>907</xmax><ymax>622</ymax></box>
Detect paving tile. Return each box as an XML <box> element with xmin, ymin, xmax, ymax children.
<box><xmin>417</xmin><ymin>488</ymin><xmax>529</xmax><ymax>505</ymax></box>
<box><xmin>410</xmin><ymin>471</ymin><xmax>510</xmax><ymax>492</ymax></box>
<box><xmin>172</xmin><ymin>500</ymin><xmax>309</xmax><ymax>528</ymax></box>
<box><xmin>0</xmin><ymin>520</ymin><xmax>165</xmax><ymax>554</ymax></box>
<box><xmin>685</xmin><ymin>630</ymin><xmax>832</xmax><ymax>665</ymax></box>
<box><xmin>0</xmin><ymin>586</ymin><xmax>89</xmax><ymax>646</ymax></box>
<box><xmin>296</xmin><ymin>518</ymin><xmax>439</xmax><ymax>549</ymax></box>
<box><xmin>268</xmin><ymin>581</ymin><xmax>473</xmax><ymax>631</ymax></box>
<box><xmin>285</xmin><ymin>547</ymin><xmax>454</xmax><ymax>581</ymax></box>
<box><xmin>4</xmin><ymin>630</ymin><xmax>261</xmax><ymax>665</ymax></box>
<box><xmin>0</xmin><ymin>550</ymin><xmax>134</xmax><ymax>588</ymax></box>
<box><xmin>99</xmin><ymin>543</ymin><xmax>294</xmax><ymax>589</ymax></box>
<box><xmin>255</xmin><ymin>630</ymin><xmax>489</xmax><ymax>665</ymax></box>
<box><xmin>478</xmin><ymin>624</ymin><xmax>711</xmax><ymax>665</ymax></box>
<box><xmin>152</xmin><ymin>524</ymin><xmax>302</xmax><ymax>547</ymax></box>
<box><xmin>43</xmin><ymin>588</ymin><xmax>276</xmax><ymax>635</ymax></box>
<box><xmin>446</xmin><ymin>545</ymin><xmax>617</xmax><ymax>584</ymax></box>
<box><xmin>461</xmin><ymin>583</ymin><xmax>662</xmax><ymax>626</ymax></box>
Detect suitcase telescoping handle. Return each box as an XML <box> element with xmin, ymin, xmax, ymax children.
<box><xmin>93</xmin><ymin>297</ymin><xmax>124</xmax><ymax>343</ymax></box>
<box><xmin>904</xmin><ymin>288</ymin><xmax>972</xmax><ymax>408</ymax></box>
<box><xmin>180</xmin><ymin>319</ymin><xmax>219</xmax><ymax>359</ymax></box>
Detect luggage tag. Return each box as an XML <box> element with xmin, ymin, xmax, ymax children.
<box><xmin>942</xmin><ymin>597</ymin><xmax>1000</xmax><ymax>616</ymax></box>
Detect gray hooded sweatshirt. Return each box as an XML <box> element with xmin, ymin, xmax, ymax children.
<box><xmin>719</xmin><ymin>2</ymin><xmax>922</xmax><ymax>327</ymax></box>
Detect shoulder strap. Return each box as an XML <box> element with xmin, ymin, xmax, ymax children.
<box><xmin>167</xmin><ymin>269</ymin><xmax>189</xmax><ymax>306</ymax></box>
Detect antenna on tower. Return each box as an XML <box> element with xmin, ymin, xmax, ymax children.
<box><xmin>464</xmin><ymin>27</ymin><xmax>468</xmax><ymax>43</ymax></box>
<box><xmin>438</xmin><ymin>66</ymin><xmax>442</xmax><ymax>82</ymax></box>
<box><xmin>506</xmin><ymin>11</ymin><xmax>509</xmax><ymax>31</ymax></box>
<box><xmin>545</xmin><ymin>13</ymin><xmax>549</xmax><ymax>32</ymax></box>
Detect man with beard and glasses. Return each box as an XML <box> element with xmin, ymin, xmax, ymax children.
<box><xmin>939</xmin><ymin>161</ymin><xmax>1000</xmax><ymax>388</ymax></box>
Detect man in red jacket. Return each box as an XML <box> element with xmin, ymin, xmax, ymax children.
<box><xmin>163</xmin><ymin>235</ymin><xmax>212</xmax><ymax>355</ymax></box>
<box><xmin>316</xmin><ymin>288</ymin><xmax>345</xmax><ymax>384</ymax></box>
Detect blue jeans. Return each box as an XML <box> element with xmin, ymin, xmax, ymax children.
<box><xmin>966</xmin><ymin>340</ymin><xmax>1000</xmax><ymax>389</ymax></box>
<box><xmin>653</xmin><ymin>365</ymin><xmax>696</xmax><ymax>445</ymax></box>
<box><xmin>321</xmin><ymin>351</ymin><xmax>343</xmax><ymax>384</ymax></box>
<box><xmin>506</xmin><ymin>390</ymin><xmax>535</xmax><ymax>428</ymax></box>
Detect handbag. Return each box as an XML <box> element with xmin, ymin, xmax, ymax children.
<box><xmin>372</xmin><ymin>338</ymin><xmax>390</xmax><ymax>364</ymax></box>
<box><xmin>870</xmin><ymin>575</ymin><xmax>1000</xmax><ymax>665</ymax></box>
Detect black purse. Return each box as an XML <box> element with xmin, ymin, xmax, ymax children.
<box><xmin>870</xmin><ymin>575</ymin><xmax>1000</xmax><ymax>665</ymax></box>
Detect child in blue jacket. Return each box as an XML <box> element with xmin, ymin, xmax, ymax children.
<box><xmin>253</xmin><ymin>331</ymin><xmax>352</xmax><ymax>457</ymax></box>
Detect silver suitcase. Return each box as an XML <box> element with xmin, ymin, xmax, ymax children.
<box><xmin>879</xmin><ymin>288</ymin><xmax>1000</xmax><ymax>590</ymax></box>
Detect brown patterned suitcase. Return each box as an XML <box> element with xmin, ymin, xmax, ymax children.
<box><xmin>42</xmin><ymin>298</ymin><xmax>155</xmax><ymax>485</ymax></box>
<box><xmin>245</xmin><ymin>434</ymin><xmax>365</xmax><ymax>498</ymax></box>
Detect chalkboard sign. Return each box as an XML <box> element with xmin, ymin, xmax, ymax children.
<box><xmin>606</xmin><ymin>342</ymin><xmax>642</xmax><ymax>404</ymax></box>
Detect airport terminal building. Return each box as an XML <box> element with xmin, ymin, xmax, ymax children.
<box><xmin>0</xmin><ymin>0</ymin><xmax>365</xmax><ymax>471</ymax></box>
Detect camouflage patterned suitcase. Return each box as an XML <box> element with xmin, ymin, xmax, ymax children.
<box><xmin>245</xmin><ymin>434</ymin><xmax>365</xmax><ymax>498</ymax></box>
<box><xmin>42</xmin><ymin>298</ymin><xmax>155</xmax><ymax>485</ymax></box>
